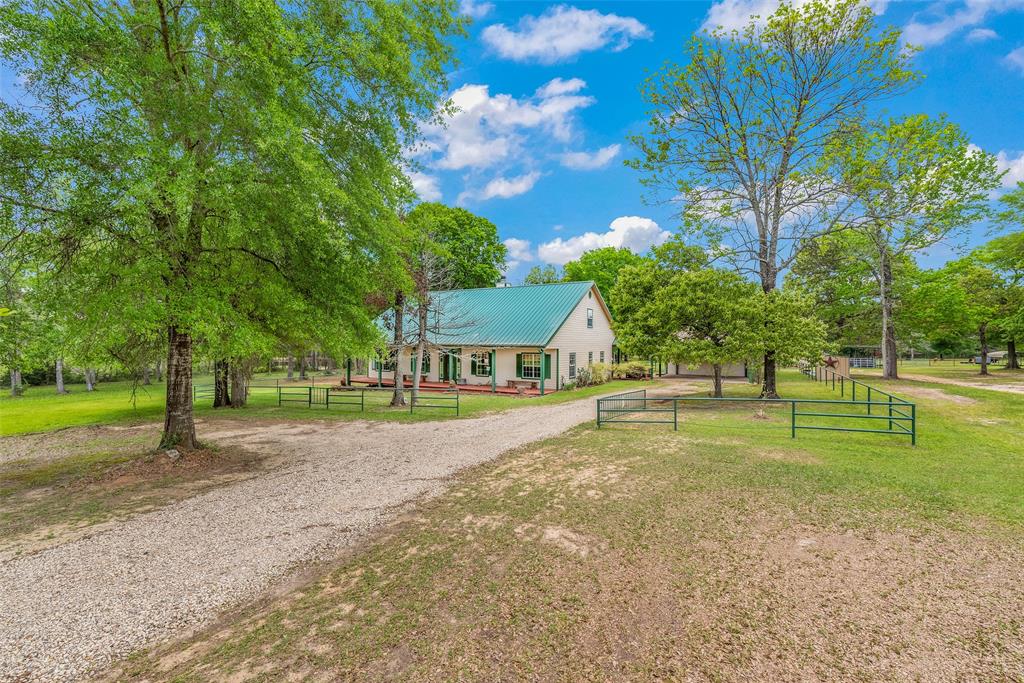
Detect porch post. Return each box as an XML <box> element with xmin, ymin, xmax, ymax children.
<box><xmin>490</xmin><ymin>349</ymin><xmax>496</xmax><ymax>393</ymax></box>
<box><xmin>377</xmin><ymin>360</ymin><xmax>382</xmax><ymax>387</ymax></box>
<box><xmin>556</xmin><ymin>349</ymin><xmax>560</xmax><ymax>391</ymax></box>
<box><xmin>539</xmin><ymin>347</ymin><xmax>545</xmax><ymax>396</ymax></box>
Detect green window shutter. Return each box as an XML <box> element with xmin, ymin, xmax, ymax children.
<box><xmin>545</xmin><ymin>353</ymin><xmax>551</xmax><ymax>379</ymax></box>
<box><xmin>470</xmin><ymin>357</ymin><xmax>478</xmax><ymax>375</ymax></box>
<box><xmin>516</xmin><ymin>353</ymin><xmax>523</xmax><ymax>378</ymax></box>
<box><xmin>410</xmin><ymin>356</ymin><xmax>416</xmax><ymax>372</ymax></box>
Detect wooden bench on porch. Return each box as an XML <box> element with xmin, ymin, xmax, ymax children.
<box><xmin>506</xmin><ymin>379</ymin><xmax>538</xmax><ymax>393</ymax></box>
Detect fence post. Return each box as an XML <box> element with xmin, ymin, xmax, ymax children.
<box><xmin>867</xmin><ymin>386</ymin><xmax>872</xmax><ymax>415</ymax></box>
<box><xmin>277</xmin><ymin>386</ymin><xmax>281</xmax><ymax>406</ymax></box>
<box><xmin>596</xmin><ymin>398</ymin><xmax>602</xmax><ymax>428</ymax></box>
<box><xmin>455</xmin><ymin>390</ymin><xmax>460</xmax><ymax>417</ymax></box>
<box><xmin>840</xmin><ymin>375</ymin><xmax>844</xmax><ymax>398</ymax></box>
<box><xmin>360</xmin><ymin>388</ymin><xmax>365</xmax><ymax>412</ymax></box>
<box><xmin>888</xmin><ymin>395</ymin><xmax>893</xmax><ymax>432</ymax></box>
<box><xmin>791</xmin><ymin>401</ymin><xmax>796</xmax><ymax>438</ymax></box>
<box><xmin>307</xmin><ymin>386</ymin><xmax>311</xmax><ymax>407</ymax></box>
<box><xmin>852</xmin><ymin>381</ymin><xmax>856</xmax><ymax>402</ymax></box>
<box><xmin>673</xmin><ymin>399</ymin><xmax>678</xmax><ymax>431</ymax></box>
<box><xmin>326</xmin><ymin>389</ymin><xmax>330</xmax><ymax>409</ymax></box>
<box><xmin>911</xmin><ymin>403</ymin><xmax>917</xmax><ymax>446</ymax></box>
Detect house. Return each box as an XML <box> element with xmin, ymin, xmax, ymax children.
<box><xmin>366</xmin><ymin>281</ymin><xmax>615</xmax><ymax>394</ymax></box>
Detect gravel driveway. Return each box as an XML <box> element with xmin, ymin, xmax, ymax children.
<box><xmin>0</xmin><ymin>396</ymin><xmax>610</xmax><ymax>682</ymax></box>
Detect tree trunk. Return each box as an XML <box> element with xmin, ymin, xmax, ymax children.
<box><xmin>213</xmin><ymin>359</ymin><xmax>230</xmax><ymax>407</ymax></box>
<box><xmin>712</xmin><ymin>363</ymin><xmax>723</xmax><ymax>398</ymax></box>
<box><xmin>761</xmin><ymin>350</ymin><xmax>778</xmax><ymax>399</ymax></box>
<box><xmin>978</xmin><ymin>323</ymin><xmax>989</xmax><ymax>376</ymax></box>
<box><xmin>160</xmin><ymin>325</ymin><xmax>197</xmax><ymax>450</ymax></box>
<box><xmin>299</xmin><ymin>353</ymin><xmax>307</xmax><ymax>380</ymax></box>
<box><xmin>155</xmin><ymin>359</ymin><xmax>163</xmax><ymax>381</ymax></box>
<box><xmin>286</xmin><ymin>355</ymin><xmax>294</xmax><ymax>380</ymax></box>
<box><xmin>10</xmin><ymin>368</ymin><xmax>21</xmax><ymax>397</ymax></box>
<box><xmin>143</xmin><ymin>365</ymin><xmax>152</xmax><ymax>385</ymax></box>
<box><xmin>879</xmin><ymin>250</ymin><xmax>899</xmax><ymax>380</ymax></box>
<box><xmin>760</xmin><ymin>265</ymin><xmax>779</xmax><ymax>399</ymax></box>
<box><xmin>390</xmin><ymin>292</ymin><xmax>406</xmax><ymax>407</ymax></box>
<box><xmin>55</xmin><ymin>359</ymin><xmax>68</xmax><ymax>394</ymax></box>
<box><xmin>229</xmin><ymin>363</ymin><xmax>250</xmax><ymax>408</ymax></box>
<box><xmin>1008</xmin><ymin>339</ymin><xmax>1020</xmax><ymax>370</ymax></box>
<box><xmin>84</xmin><ymin>368</ymin><xmax>96</xmax><ymax>391</ymax></box>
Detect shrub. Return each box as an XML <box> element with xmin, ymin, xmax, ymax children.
<box><xmin>611</xmin><ymin>361</ymin><xmax>649</xmax><ymax>379</ymax></box>
<box><xmin>590</xmin><ymin>362</ymin><xmax>611</xmax><ymax>384</ymax></box>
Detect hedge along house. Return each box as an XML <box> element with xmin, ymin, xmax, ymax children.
<box><xmin>366</xmin><ymin>281</ymin><xmax>614</xmax><ymax>395</ymax></box>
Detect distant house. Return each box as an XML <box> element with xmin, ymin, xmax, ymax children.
<box><xmin>368</xmin><ymin>281</ymin><xmax>614</xmax><ymax>394</ymax></box>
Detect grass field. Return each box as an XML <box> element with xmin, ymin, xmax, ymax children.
<box><xmin>854</xmin><ymin>357</ymin><xmax>1024</xmax><ymax>384</ymax></box>
<box><xmin>110</xmin><ymin>371</ymin><xmax>1024</xmax><ymax>681</ymax></box>
<box><xmin>0</xmin><ymin>376</ymin><xmax>655</xmax><ymax>436</ymax></box>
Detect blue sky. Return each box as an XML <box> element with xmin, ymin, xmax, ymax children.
<box><xmin>410</xmin><ymin>0</ymin><xmax>1024</xmax><ymax>281</ymax></box>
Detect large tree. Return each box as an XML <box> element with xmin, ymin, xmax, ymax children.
<box><xmin>628</xmin><ymin>0</ymin><xmax>916</xmax><ymax>396</ymax></box>
<box><xmin>0</xmin><ymin>0</ymin><xmax>461</xmax><ymax>448</ymax></box>
<box><xmin>820</xmin><ymin>115</ymin><xmax>1000</xmax><ymax>379</ymax></box>
<box><xmin>405</xmin><ymin>203</ymin><xmax>506</xmax><ymax>289</ymax></box>
<box><xmin>615</xmin><ymin>267</ymin><xmax>827</xmax><ymax>397</ymax></box>
<box><xmin>977</xmin><ymin>232</ymin><xmax>1024</xmax><ymax>369</ymax></box>
<box><xmin>562</xmin><ymin>247</ymin><xmax>649</xmax><ymax>317</ymax></box>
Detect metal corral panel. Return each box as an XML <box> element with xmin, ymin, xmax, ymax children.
<box><xmin>379</xmin><ymin>281</ymin><xmax>598</xmax><ymax>347</ymax></box>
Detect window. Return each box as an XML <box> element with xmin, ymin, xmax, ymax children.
<box><xmin>568</xmin><ymin>352</ymin><xmax>577</xmax><ymax>379</ymax></box>
<box><xmin>586</xmin><ymin>308</ymin><xmax>594</xmax><ymax>328</ymax></box>
<box><xmin>600</xmin><ymin>351</ymin><xmax>605</xmax><ymax>363</ymax></box>
<box><xmin>471</xmin><ymin>352</ymin><xmax>491</xmax><ymax>377</ymax></box>
<box><xmin>410</xmin><ymin>352</ymin><xmax>430</xmax><ymax>374</ymax></box>
<box><xmin>375</xmin><ymin>354</ymin><xmax>396</xmax><ymax>372</ymax></box>
<box><xmin>588</xmin><ymin>351</ymin><xmax>593</xmax><ymax>365</ymax></box>
<box><xmin>521</xmin><ymin>353</ymin><xmax>541</xmax><ymax>379</ymax></box>
<box><xmin>516</xmin><ymin>352</ymin><xmax>551</xmax><ymax>380</ymax></box>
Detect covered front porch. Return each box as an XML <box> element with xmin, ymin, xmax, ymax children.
<box><xmin>348</xmin><ymin>346</ymin><xmax>559</xmax><ymax>395</ymax></box>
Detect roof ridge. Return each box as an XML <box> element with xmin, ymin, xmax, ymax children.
<box><xmin>431</xmin><ymin>280</ymin><xmax>593</xmax><ymax>294</ymax></box>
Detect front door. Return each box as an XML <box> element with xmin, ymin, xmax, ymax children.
<box><xmin>439</xmin><ymin>349</ymin><xmax>461</xmax><ymax>382</ymax></box>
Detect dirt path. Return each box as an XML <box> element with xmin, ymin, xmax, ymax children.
<box><xmin>897</xmin><ymin>373</ymin><xmax>1024</xmax><ymax>396</ymax></box>
<box><xmin>0</xmin><ymin>390</ymin><xmax>656</xmax><ymax>682</ymax></box>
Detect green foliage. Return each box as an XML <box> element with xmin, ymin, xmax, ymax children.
<box><xmin>405</xmin><ymin>203</ymin><xmax>506</xmax><ymax>289</ymax></box>
<box><xmin>524</xmin><ymin>264</ymin><xmax>561</xmax><ymax>285</ymax></box>
<box><xmin>615</xmin><ymin>266</ymin><xmax>828</xmax><ymax>395</ymax></box>
<box><xmin>0</xmin><ymin>0</ymin><xmax>462</xmax><ymax>441</ymax></box>
<box><xmin>628</xmin><ymin>0</ymin><xmax>917</xmax><ymax>288</ymax></box>
<box><xmin>562</xmin><ymin>247</ymin><xmax>649</xmax><ymax>315</ymax></box>
<box><xmin>610</xmin><ymin>361</ymin><xmax>651</xmax><ymax>380</ymax></box>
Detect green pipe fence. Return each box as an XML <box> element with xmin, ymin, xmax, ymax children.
<box><xmin>596</xmin><ymin>392</ymin><xmax>916</xmax><ymax>444</ymax></box>
<box><xmin>409</xmin><ymin>387</ymin><xmax>460</xmax><ymax>416</ymax></box>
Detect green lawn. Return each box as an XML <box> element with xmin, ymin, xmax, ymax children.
<box><xmin>854</xmin><ymin>357</ymin><xmax>1024</xmax><ymax>384</ymax></box>
<box><xmin>0</xmin><ymin>376</ymin><xmax>656</xmax><ymax>436</ymax></box>
<box><xmin>113</xmin><ymin>371</ymin><xmax>1024</xmax><ymax>681</ymax></box>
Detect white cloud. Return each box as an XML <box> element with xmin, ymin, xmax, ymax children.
<box><xmin>459</xmin><ymin>0</ymin><xmax>493</xmax><ymax>20</ymax></box>
<box><xmin>966</xmin><ymin>27</ymin><xmax>999</xmax><ymax>42</ymax></box>
<box><xmin>482</xmin><ymin>5</ymin><xmax>652</xmax><ymax>64</ymax></box>
<box><xmin>1005</xmin><ymin>46</ymin><xmax>1024</xmax><ymax>74</ymax></box>
<box><xmin>535</xmin><ymin>77</ymin><xmax>587</xmax><ymax>99</ymax></box>
<box><xmin>903</xmin><ymin>0</ymin><xmax>1024</xmax><ymax>48</ymax></box>
<box><xmin>459</xmin><ymin>171</ymin><xmax>542</xmax><ymax>204</ymax></box>
<box><xmin>419</xmin><ymin>80</ymin><xmax>595</xmax><ymax>172</ymax></box>
<box><xmin>408</xmin><ymin>171</ymin><xmax>441</xmax><ymax>202</ymax></box>
<box><xmin>560</xmin><ymin>144</ymin><xmax>621</xmax><ymax>171</ymax></box>
<box><xmin>996</xmin><ymin>150</ymin><xmax>1024</xmax><ymax>187</ymax></box>
<box><xmin>537</xmin><ymin>216</ymin><xmax>670</xmax><ymax>265</ymax></box>
<box><xmin>503</xmin><ymin>237</ymin><xmax>534</xmax><ymax>269</ymax></box>
<box><xmin>702</xmin><ymin>0</ymin><xmax>888</xmax><ymax>33</ymax></box>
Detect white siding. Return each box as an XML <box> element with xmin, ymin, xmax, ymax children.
<box><xmin>547</xmin><ymin>285</ymin><xmax>615</xmax><ymax>387</ymax></box>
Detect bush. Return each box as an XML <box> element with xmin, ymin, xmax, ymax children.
<box><xmin>590</xmin><ymin>362</ymin><xmax>611</xmax><ymax>384</ymax></box>
<box><xmin>611</xmin><ymin>361</ymin><xmax>649</xmax><ymax>379</ymax></box>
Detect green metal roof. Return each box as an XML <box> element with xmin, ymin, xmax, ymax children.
<box><xmin>379</xmin><ymin>281</ymin><xmax>601</xmax><ymax>348</ymax></box>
